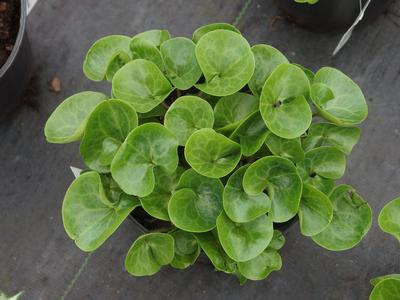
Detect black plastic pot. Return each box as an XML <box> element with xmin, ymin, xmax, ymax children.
<box><xmin>274</xmin><ymin>0</ymin><xmax>389</xmax><ymax>32</ymax></box>
<box><xmin>0</xmin><ymin>0</ymin><xmax>31</xmax><ymax>120</ymax></box>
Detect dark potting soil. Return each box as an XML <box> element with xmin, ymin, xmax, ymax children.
<box><xmin>0</xmin><ymin>0</ymin><xmax>20</xmax><ymax>69</ymax></box>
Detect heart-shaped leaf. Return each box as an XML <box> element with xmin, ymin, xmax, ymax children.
<box><xmin>184</xmin><ymin>128</ymin><xmax>242</xmax><ymax>178</ymax></box>
<box><xmin>268</xmin><ymin>230</ymin><xmax>285</xmax><ymax>250</ymax></box>
<box><xmin>311</xmin><ymin>185</ymin><xmax>372</xmax><ymax>251</ymax></box>
<box><xmin>160</xmin><ymin>37</ymin><xmax>202</xmax><ymax>90</ymax></box>
<box><xmin>378</xmin><ymin>197</ymin><xmax>400</xmax><ymax>241</ymax></box>
<box><xmin>125</xmin><ymin>233</ymin><xmax>174</xmax><ymax>276</ymax></box>
<box><xmin>311</xmin><ymin>67</ymin><xmax>368</xmax><ymax>125</ymax></box>
<box><xmin>111</xmin><ymin>123</ymin><xmax>179</xmax><ymax>197</ymax></box>
<box><xmin>192</xmin><ymin>23</ymin><xmax>240</xmax><ymax>43</ymax></box>
<box><xmin>237</xmin><ymin>249</ymin><xmax>282</xmax><ymax>280</ymax></box>
<box><xmin>44</xmin><ymin>91</ymin><xmax>107</xmax><ymax>143</ymax></box>
<box><xmin>260</xmin><ymin>63</ymin><xmax>311</xmax><ymax>139</ymax></box>
<box><xmin>223</xmin><ymin>165</ymin><xmax>271</xmax><ymax>223</ymax></box>
<box><xmin>214</xmin><ymin>92</ymin><xmax>259</xmax><ymax>134</ymax></box>
<box><xmin>132</xmin><ymin>29</ymin><xmax>171</xmax><ymax>47</ymax></box>
<box><xmin>80</xmin><ymin>100</ymin><xmax>138</xmax><ymax>173</ymax></box>
<box><xmin>265</xmin><ymin>132</ymin><xmax>305</xmax><ymax>163</ymax></box>
<box><xmin>371</xmin><ymin>274</ymin><xmax>400</xmax><ymax>286</ymax></box>
<box><xmin>303</xmin><ymin>123</ymin><xmax>360</xmax><ymax>154</ymax></box>
<box><xmin>230</xmin><ymin>111</ymin><xmax>269</xmax><ymax>157</ymax></box>
<box><xmin>62</xmin><ymin>171</ymin><xmax>140</xmax><ymax>252</ymax></box>
<box><xmin>217</xmin><ymin>211</ymin><xmax>273</xmax><ymax>262</ymax></box>
<box><xmin>112</xmin><ymin>59</ymin><xmax>174</xmax><ymax>113</ymax></box>
<box><xmin>130</xmin><ymin>37</ymin><xmax>164</xmax><ymax>71</ymax></box>
<box><xmin>83</xmin><ymin>35</ymin><xmax>132</xmax><ymax>81</ymax></box>
<box><xmin>140</xmin><ymin>167</ymin><xmax>184</xmax><ymax>221</ymax></box>
<box><xmin>369</xmin><ymin>278</ymin><xmax>400</xmax><ymax>300</ymax></box>
<box><xmin>164</xmin><ymin>96</ymin><xmax>214</xmax><ymax>145</ymax></box>
<box><xmin>170</xmin><ymin>229</ymin><xmax>200</xmax><ymax>269</ymax></box>
<box><xmin>168</xmin><ymin>169</ymin><xmax>223</xmax><ymax>232</ymax></box>
<box><xmin>243</xmin><ymin>156</ymin><xmax>302</xmax><ymax>223</ymax></box>
<box><xmin>248</xmin><ymin>44</ymin><xmax>289</xmax><ymax>97</ymax></box>
<box><xmin>195</xmin><ymin>30</ymin><xmax>255</xmax><ymax>96</ymax></box>
<box><xmin>298</xmin><ymin>184</ymin><xmax>333</xmax><ymax>236</ymax></box>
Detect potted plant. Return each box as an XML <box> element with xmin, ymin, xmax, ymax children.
<box><xmin>369</xmin><ymin>197</ymin><xmax>400</xmax><ymax>299</ymax></box>
<box><xmin>0</xmin><ymin>0</ymin><xmax>31</xmax><ymax>120</ymax></box>
<box><xmin>44</xmin><ymin>23</ymin><xmax>372</xmax><ymax>283</ymax></box>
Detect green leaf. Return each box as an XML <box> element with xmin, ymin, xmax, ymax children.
<box><xmin>195</xmin><ymin>30</ymin><xmax>255</xmax><ymax>96</ymax></box>
<box><xmin>311</xmin><ymin>67</ymin><xmax>368</xmax><ymax>125</ymax></box>
<box><xmin>260</xmin><ymin>63</ymin><xmax>311</xmax><ymax>139</ymax></box>
<box><xmin>214</xmin><ymin>92</ymin><xmax>259</xmax><ymax>134</ymax></box>
<box><xmin>160</xmin><ymin>37</ymin><xmax>202</xmax><ymax>90</ymax></box>
<box><xmin>268</xmin><ymin>230</ymin><xmax>285</xmax><ymax>250</ymax></box>
<box><xmin>230</xmin><ymin>111</ymin><xmax>269</xmax><ymax>157</ymax></box>
<box><xmin>44</xmin><ymin>91</ymin><xmax>107</xmax><ymax>143</ymax></box>
<box><xmin>378</xmin><ymin>197</ymin><xmax>400</xmax><ymax>241</ymax></box>
<box><xmin>132</xmin><ymin>29</ymin><xmax>171</xmax><ymax>47</ymax></box>
<box><xmin>80</xmin><ymin>100</ymin><xmax>138</xmax><ymax>173</ymax></box>
<box><xmin>130</xmin><ymin>37</ymin><xmax>164</xmax><ymax>71</ymax></box>
<box><xmin>248</xmin><ymin>44</ymin><xmax>289</xmax><ymax>97</ymax></box>
<box><xmin>0</xmin><ymin>291</ymin><xmax>23</xmax><ymax>300</ymax></box>
<box><xmin>192</xmin><ymin>23</ymin><xmax>240</xmax><ymax>43</ymax></box>
<box><xmin>125</xmin><ymin>233</ymin><xmax>174</xmax><ymax>276</ymax></box>
<box><xmin>105</xmin><ymin>51</ymin><xmax>131</xmax><ymax>82</ymax></box>
<box><xmin>112</xmin><ymin>59</ymin><xmax>174</xmax><ymax>113</ymax></box>
<box><xmin>164</xmin><ymin>96</ymin><xmax>214</xmax><ymax>145</ymax></box>
<box><xmin>62</xmin><ymin>171</ymin><xmax>139</xmax><ymax>251</ymax></box>
<box><xmin>217</xmin><ymin>211</ymin><xmax>273</xmax><ymax>262</ymax></box>
<box><xmin>294</xmin><ymin>64</ymin><xmax>315</xmax><ymax>84</ymax></box>
<box><xmin>303</xmin><ymin>123</ymin><xmax>360</xmax><ymax>154</ymax></box>
<box><xmin>168</xmin><ymin>169</ymin><xmax>223</xmax><ymax>232</ymax></box>
<box><xmin>265</xmin><ymin>132</ymin><xmax>305</xmax><ymax>163</ymax></box>
<box><xmin>83</xmin><ymin>35</ymin><xmax>132</xmax><ymax>81</ymax></box>
<box><xmin>243</xmin><ymin>156</ymin><xmax>302</xmax><ymax>223</ymax></box>
<box><xmin>184</xmin><ymin>128</ymin><xmax>242</xmax><ymax>178</ymax></box>
<box><xmin>237</xmin><ymin>249</ymin><xmax>282</xmax><ymax>280</ymax></box>
<box><xmin>298</xmin><ymin>184</ymin><xmax>333</xmax><ymax>236</ymax></box>
<box><xmin>111</xmin><ymin>123</ymin><xmax>179</xmax><ymax>197</ymax></box>
<box><xmin>223</xmin><ymin>165</ymin><xmax>271</xmax><ymax>223</ymax></box>
<box><xmin>140</xmin><ymin>167</ymin><xmax>184</xmax><ymax>221</ymax></box>
<box><xmin>371</xmin><ymin>274</ymin><xmax>400</xmax><ymax>286</ymax></box>
<box><xmin>369</xmin><ymin>278</ymin><xmax>400</xmax><ymax>300</ymax></box>
<box><xmin>312</xmin><ymin>185</ymin><xmax>372</xmax><ymax>251</ymax></box>
<box><xmin>170</xmin><ymin>229</ymin><xmax>200</xmax><ymax>269</ymax></box>
<box><xmin>195</xmin><ymin>231</ymin><xmax>236</xmax><ymax>274</ymax></box>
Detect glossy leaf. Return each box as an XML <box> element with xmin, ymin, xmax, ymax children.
<box><xmin>140</xmin><ymin>167</ymin><xmax>184</xmax><ymax>221</ymax></box>
<box><xmin>80</xmin><ymin>100</ymin><xmax>138</xmax><ymax>173</ymax></box>
<box><xmin>312</xmin><ymin>185</ymin><xmax>372</xmax><ymax>251</ymax></box>
<box><xmin>311</xmin><ymin>67</ymin><xmax>368</xmax><ymax>125</ymax></box>
<box><xmin>265</xmin><ymin>132</ymin><xmax>305</xmax><ymax>163</ymax></box>
<box><xmin>44</xmin><ymin>91</ymin><xmax>107</xmax><ymax>143</ymax></box>
<box><xmin>192</xmin><ymin>23</ymin><xmax>240</xmax><ymax>43</ymax></box>
<box><xmin>217</xmin><ymin>211</ymin><xmax>273</xmax><ymax>262</ymax></box>
<box><xmin>243</xmin><ymin>156</ymin><xmax>302</xmax><ymax>223</ymax></box>
<box><xmin>168</xmin><ymin>169</ymin><xmax>223</xmax><ymax>232</ymax></box>
<box><xmin>237</xmin><ymin>249</ymin><xmax>282</xmax><ymax>280</ymax></box>
<box><xmin>184</xmin><ymin>128</ymin><xmax>242</xmax><ymax>178</ymax></box>
<box><xmin>248</xmin><ymin>44</ymin><xmax>289</xmax><ymax>97</ymax></box>
<box><xmin>371</xmin><ymin>274</ymin><xmax>400</xmax><ymax>286</ymax></box>
<box><xmin>223</xmin><ymin>165</ymin><xmax>271</xmax><ymax>223</ymax></box>
<box><xmin>303</xmin><ymin>123</ymin><xmax>360</xmax><ymax>154</ymax></box>
<box><xmin>369</xmin><ymin>278</ymin><xmax>400</xmax><ymax>300</ymax></box>
<box><xmin>230</xmin><ymin>111</ymin><xmax>269</xmax><ymax>156</ymax></box>
<box><xmin>111</xmin><ymin>123</ymin><xmax>179</xmax><ymax>197</ymax></box>
<box><xmin>130</xmin><ymin>38</ymin><xmax>164</xmax><ymax>71</ymax></box>
<box><xmin>214</xmin><ymin>92</ymin><xmax>259</xmax><ymax>134</ymax></box>
<box><xmin>378</xmin><ymin>197</ymin><xmax>400</xmax><ymax>241</ymax></box>
<box><xmin>132</xmin><ymin>29</ymin><xmax>171</xmax><ymax>47</ymax></box>
<box><xmin>62</xmin><ymin>171</ymin><xmax>139</xmax><ymax>251</ymax></box>
<box><xmin>125</xmin><ymin>233</ymin><xmax>174</xmax><ymax>276</ymax></box>
<box><xmin>170</xmin><ymin>230</ymin><xmax>200</xmax><ymax>269</ymax></box>
<box><xmin>260</xmin><ymin>63</ymin><xmax>311</xmax><ymax>139</ymax></box>
<box><xmin>83</xmin><ymin>35</ymin><xmax>132</xmax><ymax>81</ymax></box>
<box><xmin>298</xmin><ymin>184</ymin><xmax>333</xmax><ymax>236</ymax></box>
<box><xmin>195</xmin><ymin>30</ymin><xmax>255</xmax><ymax>96</ymax></box>
<box><xmin>112</xmin><ymin>59</ymin><xmax>174</xmax><ymax>113</ymax></box>
<box><xmin>269</xmin><ymin>230</ymin><xmax>285</xmax><ymax>250</ymax></box>
<box><xmin>164</xmin><ymin>96</ymin><xmax>214</xmax><ymax>145</ymax></box>
<box><xmin>160</xmin><ymin>37</ymin><xmax>202</xmax><ymax>90</ymax></box>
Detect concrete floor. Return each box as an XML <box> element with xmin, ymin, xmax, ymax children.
<box><xmin>0</xmin><ymin>0</ymin><xmax>399</xmax><ymax>299</ymax></box>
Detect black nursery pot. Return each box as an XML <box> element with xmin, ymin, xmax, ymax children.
<box><xmin>0</xmin><ymin>0</ymin><xmax>32</xmax><ymax>120</ymax></box>
<box><xmin>274</xmin><ymin>0</ymin><xmax>388</xmax><ymax>32</ymax></box>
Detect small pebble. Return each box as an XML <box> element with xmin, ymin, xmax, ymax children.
<box><xmin>49</xmin><ymin>76</ymin><xmax>61</xmax><ymax>93</ymax></box>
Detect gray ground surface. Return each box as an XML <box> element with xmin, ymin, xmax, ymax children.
<box><xmin>1</xmin><ymin>0</ymin><xmax>399</xmax><ymax>299</ymax></box>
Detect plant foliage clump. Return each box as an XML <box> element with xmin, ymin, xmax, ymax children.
<box><xmin>44</xmin><ymin>23</ymin><xmax>372</xmax><ymax>283</ymax></box>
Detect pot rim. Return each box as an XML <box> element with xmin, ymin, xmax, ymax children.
<box><xmin>0</xmin><ymin>0</ymin><xmax>27</xmax><ymax>78</ymax></box>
